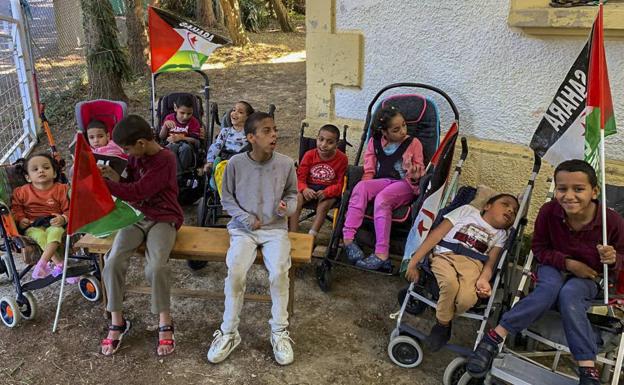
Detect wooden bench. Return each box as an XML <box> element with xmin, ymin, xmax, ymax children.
<box><xmin>74</xmin><ymin>226</ymin><xmax>313</xmax><ymax>316</ymax></box>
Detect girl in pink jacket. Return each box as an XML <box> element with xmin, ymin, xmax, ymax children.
<box><xmin>343</xmin><ymin>106</ymin><xmax>424</xmax><ymax>271</ymax></box>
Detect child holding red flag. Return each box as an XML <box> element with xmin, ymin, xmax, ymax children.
<box><xmin>98</xmin><ymin>115</ymin><xmax>183</xmax><ymax>357</ymax></box>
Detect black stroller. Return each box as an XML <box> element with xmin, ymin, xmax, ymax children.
<box><xmin>315</xmin><ymin>83</ymin><xmax>459</xmax><ymax>292</ymax></box>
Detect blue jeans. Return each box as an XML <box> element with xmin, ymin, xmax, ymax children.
<box><xmin>500</xmin><ymin>264</ymin><xmax>599</xmax><ymax>361</ymax></box>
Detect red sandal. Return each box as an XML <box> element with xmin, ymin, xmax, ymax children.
<box><xmin>101</xmin><ymin>319</ymin><xmax>132</xmax><ymax>356</ymax></box>
<box><xmin>157</xmin><ymin>324</ymin><xmax>175</xmax><ymax>356</ymax></box>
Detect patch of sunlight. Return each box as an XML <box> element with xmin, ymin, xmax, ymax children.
<box><xmin>269</xmin><ymin>50</ymin><xmax>306</xmax><ymax>64</ymax></box>
<box><xmin>201</xmin><ymin>62</ymin><xmax>226</xmax><ymax>70</ymax></box>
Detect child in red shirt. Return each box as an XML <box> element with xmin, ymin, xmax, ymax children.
<box><xmin>159</xmin><ymin>94</ymin><xmax>202</xmax><ymax>176</ymax></box>
<box><xmin>289</xmin><ymin>124</ymin><xmax>348</xmax><ymax>237</ymax></box>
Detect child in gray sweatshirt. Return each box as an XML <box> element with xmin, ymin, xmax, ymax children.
<box><xmin>207</xmin><ymin>112</ymin><xmax>298</xmax><ymax>366</ymax></box>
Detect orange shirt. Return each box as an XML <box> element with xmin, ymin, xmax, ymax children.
<box><xmin>11</xmin><ymin>183</ymin><xmax>70</xmax><ymax>223</ymax></box>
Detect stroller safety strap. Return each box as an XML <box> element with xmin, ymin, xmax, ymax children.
<box><xmin>437</xmin><ymin>240</ymin><xmax>489</xmax><ymax>263</ymax></box>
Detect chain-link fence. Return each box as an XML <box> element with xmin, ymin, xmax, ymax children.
<box><xmin>24</xmin><ymin>0</ymin><xmax>85</xmax><ymax>111</ymax></box>
<box><xmin>0</xmin><ymin>2</ymin><xmax>38</xmax><ymax>164</ymax></box>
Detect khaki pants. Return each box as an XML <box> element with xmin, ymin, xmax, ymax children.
<box><xmin>103</xmin><ymin>219</ymin><xmax>177</xmax><ymax>314</ymax></box>
<box><xmin>430</xmin><ymin>252</ymin><xmax>483</xmax><ymax>323</ymax></box>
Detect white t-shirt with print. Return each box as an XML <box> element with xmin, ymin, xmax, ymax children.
<box><xmin>434</xmin><ymin>205</ymin><xmax>507</xmax><ymax>256</ymax></box>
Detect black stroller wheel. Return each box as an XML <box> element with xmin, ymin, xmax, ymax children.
<box><xmin>187</xmin><ymin>260</ymin><xmax>208</xmax><ymax>270</ymax></box>
<box><xmin>18</xmin><ymin>292</ymin><xmax>37</xmax><ymax>320</ymax></box>
<box><xmin>316</xmin><ymin>261</ymin><xmax>331</xmax><ymax>292</ymax></box>
<box><xmin>398</xmin><ymin>287</ymin><xmax>428</xmax><ymax>316</ymax></box>
<box><xmin>387</xmin><ymin>335</ymin><xmax>423</xmax><ymax>368</ymax></box>
<box><xmin>444</xmin><ymin>357</ymin><xmax>484</xmax><ymax>385</ymax></box>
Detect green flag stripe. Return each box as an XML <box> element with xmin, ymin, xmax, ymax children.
<box><xmin>77</xmin><ymin>199</ymin><xmax>143</xmax><ymax>238</ymax></box>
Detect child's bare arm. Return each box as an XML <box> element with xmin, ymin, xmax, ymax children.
<box><xmin>478</xmin><ymin>246</ymin><xmax>502</xmax><ymax>283</ymax></box>
<box><xmin>405</xmin><ymin>219</ymin><xmax>454</xmax><ymax>282</ymax></box>
<box><xmin>159</xmin><ymin>123</ymin><xmax>173</xmax><ymax>140</ymax></box>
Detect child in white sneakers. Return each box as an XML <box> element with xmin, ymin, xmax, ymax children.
<box><xmin>207</xmin><ymin>111</ymin><xmax>298</xmax><ymax>365</ymax></box>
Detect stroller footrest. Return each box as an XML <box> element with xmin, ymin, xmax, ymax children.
<box><xmin>490</xmin><ymin>353</ymin><xmax>577</xmax><ymax>385</ymax></box>
<box><xmin>22</xmin><ymin>265</ymin><xmax>94</xmax><ymax>291</ymax></box>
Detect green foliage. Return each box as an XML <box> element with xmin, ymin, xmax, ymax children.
<box><xmin>159</xmin><ymin>0</ymin><xmax>195</xmax><ymax>18</ymax></box>
<box><xmin>240</xmin><ymin>0</ymin><xmax>270</xmax><ymax>32</ymax></box>
<box><xmin>81</xmin><ymin>0</ymin><xmax>130</xmax><ymax>82</ymax></box>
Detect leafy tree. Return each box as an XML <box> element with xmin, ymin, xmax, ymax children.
<box><xmin>219</xmin><ymin>0</ymin><xmax>250</xmax><ymax>46</ymax></box>
<box><xmin>125</xmin><ymin>0</ymin><xmax>149</xmax><ymax>75</ymax></box>
<box><xmin>81</xmin><ymin>0</ymin><xmax>129</xmax><ymax>100</ymax></box>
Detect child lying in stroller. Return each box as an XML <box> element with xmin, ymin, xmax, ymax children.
<box><xmin>405</xmin><ymin>193</ymin><xmax>519</xmax><ymax>351</ymax></box>
<box><xmin>159</xmin><ymin>94</ymin><xmax>202</xmax><ymax>176</ymax></box>
<box><xmin>11</xmin><ymin>153</ymin><xmax>72</xmax><ymax>281</ymax></box>
<box><xmin>467</xmin><ymin>160</ymin><xmax>624</xmax><ymax>385</ymax></box>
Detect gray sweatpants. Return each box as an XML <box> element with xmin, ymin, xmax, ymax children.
<box><xmin>103</xmin><ymin>219</ymin><xmax>177</xmax><ymax>314</ymax></box>
<box><xmin>221</xmin><ymin>228</ymin><xmax>292</xmax><ymax>333</ymax></box>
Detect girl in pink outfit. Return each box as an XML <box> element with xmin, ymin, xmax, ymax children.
<box><xmin>343</xmin><ymin>106</ymin><xmax>424</xmax><ymax>271</ymax></box>
<box><xmin>87</xmin><ymin>120</ymin><xmax>128</xmax><ymax>159</ymax></box>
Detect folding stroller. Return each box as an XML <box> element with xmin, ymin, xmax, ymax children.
<box><xmin>0</xmin><ymin>163</ymin><xmax>103</xmax><ymax>328</ymax></box>
<box><xmin>315</xmin><ymin>83</ymin><xmax>459</xmax><ymax>292</ymax></box>
<box><xmin>465</xmin><ymin>184</ymin><xmax>624</xmax><ymax>385</ymax></box>
<box><xmin>292</xmin><ymin>121</ymin><xmax>352</xmax><ymax>226</ymax></box>
<box><xmin>386</xmin><ymin>154</ymin><xmax>541</xmax><ymax>383</ymax></box>
<box><xmin>155</xmin><ymin>91</ymin><xmax>208</xmax><ymax>205</ymax></box>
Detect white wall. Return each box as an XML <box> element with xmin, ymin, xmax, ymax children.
<box><xmin>334</xmin><ymin>0</ymin><xmax>624</xmax><ymax>159</ymax></box>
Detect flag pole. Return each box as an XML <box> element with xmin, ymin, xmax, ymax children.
<box><xmin>52</xmin><ymin>234</ymin><xmax>71</xmax><ymax>332</ymax></box>
<box><xmin>600</xmin><ymin>128</ymin><xmax>608</xmax><ymax>304</ymax></box>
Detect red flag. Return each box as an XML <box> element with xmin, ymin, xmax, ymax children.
<box><xmin>587</xmin><ymin>4</ymin><xmax>615</xmax><ymax>132</ymax></box>
<box><xmin>67</xmin><ymin>134</ymin><xmax>115</xmax><ymax>235</ymax></box>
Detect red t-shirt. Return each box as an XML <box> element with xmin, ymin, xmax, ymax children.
<box><xmin>163</xmin><ymin>113</ymin><xmax>201</xmax><ymax>139</ymax></box>
<box><xmin>297</xmin><ymin>149</ymin><xmax>348</xmax><ymax>199</ymax></box>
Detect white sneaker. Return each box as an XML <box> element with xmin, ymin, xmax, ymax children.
<box><xmin>271</xmin><ymin>329</ymin><xmax>294</xmax><ymax>365</ymax></box>
<box><xmin>207</xmin><ymin>330</ymin><xmax>241</xmax><ymax>363</ymax></box>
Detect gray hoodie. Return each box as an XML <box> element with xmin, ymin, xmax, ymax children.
<box><xmin>221</xmin><ymin>151</ymin><xmax>297</xmax><ymax>231</ymax></box>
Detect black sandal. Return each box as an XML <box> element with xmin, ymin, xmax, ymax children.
<box><xmin>157</xmin><ymin>324</ymin><xmax>175</xmax><ymax>356</ymax></box>
<box><xmin>101</xmin><ymin>319</ymin><xmax>132</xmax><ymax>356</ymax></box>
<box><xmin>466</xmin><ymin>338</ymin><xmax>498</xmax><ymax>378</ymax></box>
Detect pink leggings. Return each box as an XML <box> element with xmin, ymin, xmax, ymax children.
<box><xmin>342</xmin><ymin>178</ymin><xmax>415</xmax><ymax>256</ymax></box>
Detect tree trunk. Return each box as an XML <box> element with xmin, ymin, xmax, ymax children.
<box><xmin>269</xmin><ymin>0</ymin><xmax>294</xmax><ymax>32</ymax></box>
<box><xmin>125</xmin><ymin>0</ymin><xmax>149</xmax><ymax>76</ymax></box>
<box><xmin>196</xmin><ymin>0</ymin><xmax>217</xmax><ymax>28</ymax></box>
<box><xmin>219</xmin><ymin>0</ymin><xmax>249</xmax><ymax>46</ymax></box>
<box><xmin>215</xmin><ymin>0</ymin><xmax>225</xmax><ymax>25</ymax></box>
<box><xmin>81</xmin><ymin>0</ymin><xmax>129</xmax><ymax>100</ymax></box>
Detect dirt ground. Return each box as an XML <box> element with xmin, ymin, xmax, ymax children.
<box><xmin>0</xmin><ymin>26</ymin><xmax>470</xmax><ymax>385</ymax></box>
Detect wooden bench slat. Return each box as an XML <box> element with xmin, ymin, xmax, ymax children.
<box><xmin>74</xmin><ymin>226</ymin><xmax>313</xmax><ymax>264</ymax></box>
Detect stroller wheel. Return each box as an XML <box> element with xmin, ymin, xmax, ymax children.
<box><xmin>387</xmin><ymin>335</ymin><xmax>423</xmax><ymax>368</ymax></box>
<box><xmin>1</xmin><ymin>253</ymin><xmax>13</xmax><ymax>282</ymax></box>
<box><xmin>398</xmin><ymin>287</ymin><xmax>428</xmax><ymax>316</ymax></box>
<box><xmin>315</xmin><ymin>261</ymin><xmax>331</xmax><ymax>292</ymax></box>
<box><xmin>197</xmin><ymin>196</ymin><xmax>208</xmax><ymax>227</ymax></box>
<box><xmin>18</xmin><ymin>292</ymin><xmax>37</xmax><ymax>321</ymax></box>
<box><xmin>0</xmin><ymin>296</ymin><xmax>21</xmax><ymax>327</ymax></box>
<box><xmin>187</xmin><ymin>260</ymin><xmax>208</xmax><ymax>271</ymax></box>
<box><xmin>444</xmin><ymin>357</ymin><xmax>483</xmax><ymax>385</ymax></box>
<box><xmin>78</xmin><ymin>275</ymin><xmax>102</xmax><ymax>302</ymax></box>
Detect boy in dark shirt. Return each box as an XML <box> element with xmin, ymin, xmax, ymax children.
<box><xmin>99</xmin><ymin>115</ymin><xmax>184</xmax><ymax>357</ymax></box>
<box><xmin>467</xmin><ymin>160</ymin><xmax>624</xmax><ymax>385</ymax></box>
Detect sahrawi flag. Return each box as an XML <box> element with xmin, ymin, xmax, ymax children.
<box><xmin>401</xmin><ymin>122</ymin><xmax>459</xmax><ymax>273</ymax></box>
<box><xmin>529</xmin><ymin>5</ymin><xmax>616</xmax><ymax>171</ymax></box>
<box><xmin>148</xmin><ymin>6</ymin><xmax>231</xmax><ymax>73</ymax></box>
<box><xmin>68</xmin><ymin>134</ymin><xmax>143</xmax><ymax>237</ymax></box>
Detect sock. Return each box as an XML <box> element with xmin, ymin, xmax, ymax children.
<box><xmin>484</xmin><ymin>329</ymin><xmax>503</xmax><ymax>345</ymax></box>
<box><xmin>579</xmin><ymin>366</ymin><xmax>599</xmax><ymax>380</ymax></box>
<box><xmin>308</xmin><ymin>229</ymin><xmax>318</xmax><ymax>237</ymax></box>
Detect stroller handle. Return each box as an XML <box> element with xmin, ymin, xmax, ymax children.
<box><xmin>532</xmin><ymin>151</ymin><xmax>541</xmax><ymax>173</ymax></box>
